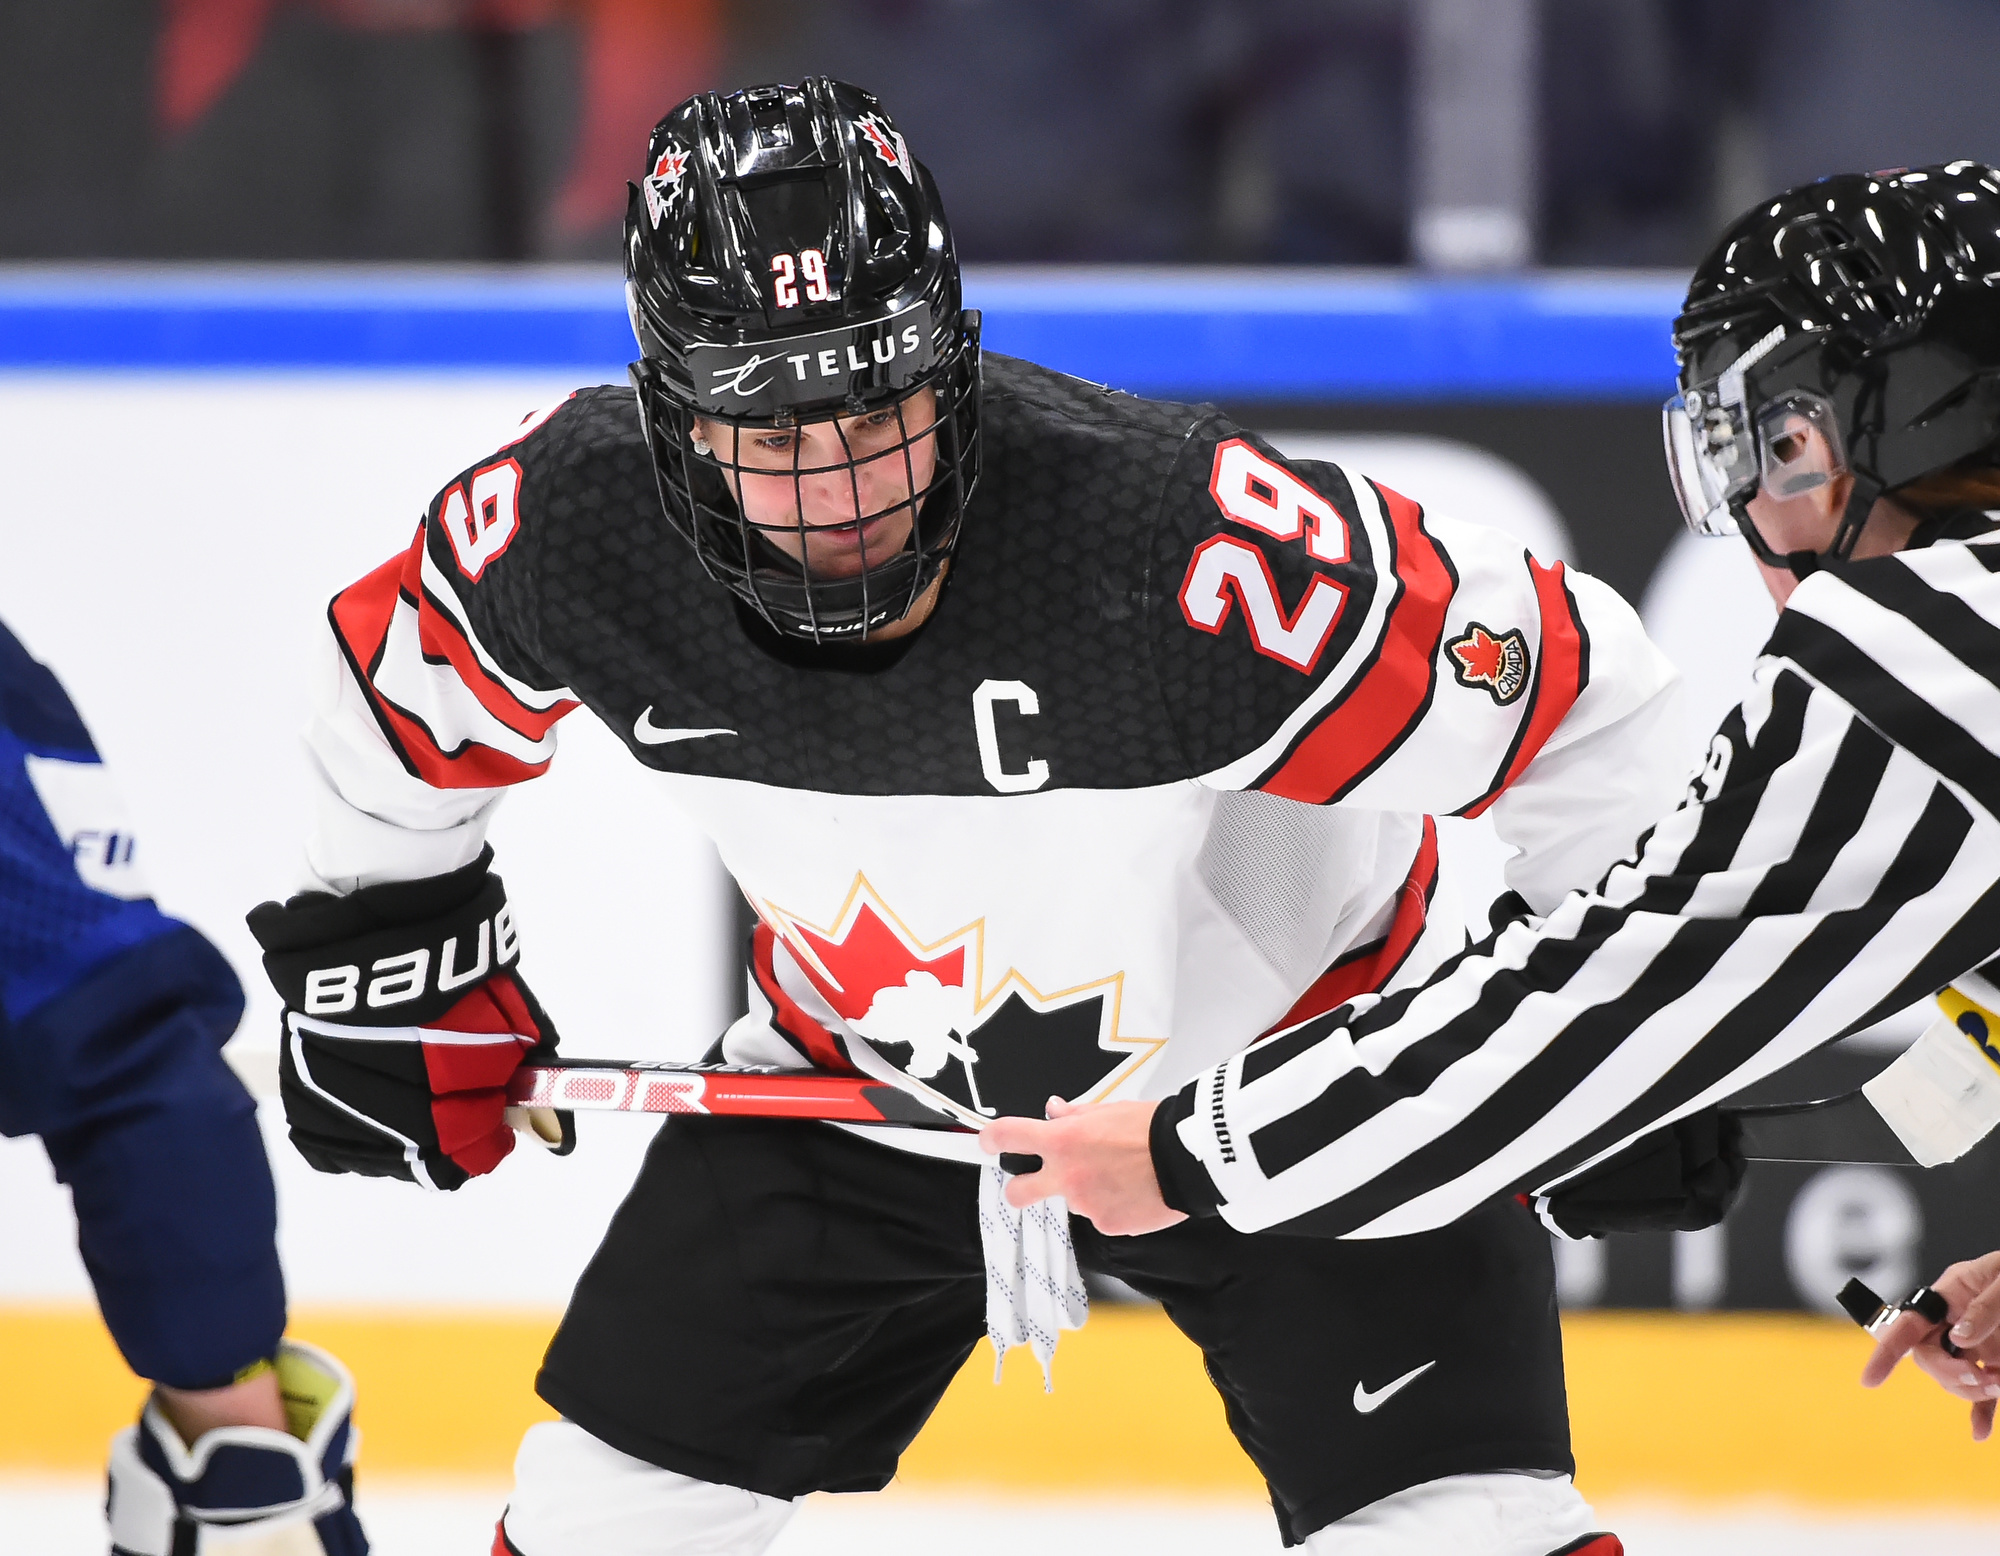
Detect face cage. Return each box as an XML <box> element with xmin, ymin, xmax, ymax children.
<box><xmin>633</xmin><ymin>342</ymin><xmax>982</xmax><ymax>643</ymax></box>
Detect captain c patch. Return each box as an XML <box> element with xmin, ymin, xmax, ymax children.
<box><xmin>1447</xmin><ymin>623</ymin><xmax>1530</xmax><ymax>704</ymax></box>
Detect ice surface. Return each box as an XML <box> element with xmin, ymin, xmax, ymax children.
<box><xmin>9</xmin><ymin>1476</ymin><xmax>2000</xmax><ymax>1555</ymax></box>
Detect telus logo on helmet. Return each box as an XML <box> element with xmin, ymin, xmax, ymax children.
<box><xmin>687</xmin><ymin>318</ymin><xmax>935</xmax><ymax>416</ymax></box>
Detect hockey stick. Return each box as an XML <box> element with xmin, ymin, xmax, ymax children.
<box><xmin>509</xmin><ymin>1061</ymin><xmax>1940</xmax><ymax>1173</ymax></box>
<box><xmin>506</xmin><ymin>1057</ymin><xmax>966</xmax><ymax>1129</ymax></box>
<box><xmin>1727</xmin><ymin>1093</ymin><xmax>1918</xmax><ymax>1166</ymax></box>
<box><xmin>502</xmin><ymin>1058</ymin><xmax>1068</xmax><ymax>1171</ymax></box>
<box><xmin>1728</xmin><ymin>992</ymin><xmax>2000</xmax><ymax>1168</ymax></box>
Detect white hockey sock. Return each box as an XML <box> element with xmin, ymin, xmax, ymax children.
<box><xmin>499</xmin><ymin>1420</ymin><xmax>798</xmax><ymax>1556</ymax></box>
<box><xmin>1301</xmin><ymin>1471</ymin><xmax>1601</xmax><ymax>1556</ymax></box>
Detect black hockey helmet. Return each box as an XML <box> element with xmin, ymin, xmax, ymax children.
<box><xmin>1665</xmin><ymin>161</ymin><xmax>2000</xmax><ymax>574</ymax></box>
<box><xmin>624</xmin><ymin>78</ymin><xmax>982</xmax><ymax>641</ymax></box>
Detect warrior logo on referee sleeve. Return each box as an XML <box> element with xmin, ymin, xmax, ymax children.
<box><xmin>1447</xmin><ymin>623</ymin><xmax>1530</xmax><ymax>704</ymax></box>
<box><xmin>759</xmin><ymin>878</ymin><xmax>1162</xmax><ymax>1119</ymax></box>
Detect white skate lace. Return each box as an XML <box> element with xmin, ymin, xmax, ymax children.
<box><xmin>976</xmin><ymin>1161</ymin><xmax>1089</xmax><ymax>1390</ymax></box>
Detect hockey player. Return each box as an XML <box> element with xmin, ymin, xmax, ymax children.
<box><xmin>0</xmin><ymin>621</ymin><xmax>365</xmax><ymax>1554</ymax></box>
<box><xmin>244</xmin><ymin>80</ymin><xmax>1693</xmax><ymax>1556</ymax></box>
<box><xmin>988</xmin><ymin>165</ymin><xmax>2000</xmax><ymax>1279</ymax></box>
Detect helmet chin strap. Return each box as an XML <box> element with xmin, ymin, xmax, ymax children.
<box><xmin>1733</xmin><ymin>471</ymin><xmax>1885</xmax><ymax>581</ymax></box>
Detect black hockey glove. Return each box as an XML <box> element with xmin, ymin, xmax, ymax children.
<box><xmin>246</xmin><ymin>846</ymin><xmax>568</xmax><ymax>1191</ymax></box>
<box><xmin>1531</xmin><ymin>1108</ymin><xmax>1745</xmax><ymax>1239</ymax></box>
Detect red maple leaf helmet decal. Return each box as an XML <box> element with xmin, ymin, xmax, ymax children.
<box><xmin>1447</xmin><ymin>623</ymin><xmax>1531</xmax><ymax>704</ymax></box>
<box><xmin>856</xmin><ymin>113</ymin><xmax>912</xmax><ymax>177</ymax></box>
<box><xmin>641</xmin><ymin>143</ymin><xmax>692</xmax><ymax>228</ymax></box>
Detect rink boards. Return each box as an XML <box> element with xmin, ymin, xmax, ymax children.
<box><xmin>7</xmin><ymin>1301</ymin><xmax>1996</xmax><ymax>1507</ymax></box>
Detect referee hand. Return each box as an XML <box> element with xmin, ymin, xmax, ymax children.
<box><xmin>1861</xmin><ymin>1251</ymin><xmax>2000</xmax><ymax>1439</ymax></box>
<box><xmin>979</xmin><ymin>1098</ymin><xmax>1186</xmax><ymax>1236</ymax></box>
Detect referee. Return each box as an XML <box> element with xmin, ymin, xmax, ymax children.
<box><xmin>991</xmin><ymin>163</ymin><xmax>2000</xmax><ymax>1376</ymax></box>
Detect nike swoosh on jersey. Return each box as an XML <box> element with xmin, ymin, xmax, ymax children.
<box><xmin>1351</xmin><ymin>1359</ymin><xmax>1436</xmax><ymax>1414</ymax></box>
<box><xmin>633</xmin><ymin>708</ymin><xmax>737</xmax><ymax>746</ymax></box>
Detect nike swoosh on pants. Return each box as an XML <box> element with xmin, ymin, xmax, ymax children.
<box><xmin>1351</xmin><ymin>1359</ymin><xmax>1436</xmax><ymax>1414</ymax></box>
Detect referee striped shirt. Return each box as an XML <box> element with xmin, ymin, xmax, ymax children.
<box><xmin>1152</xmin><ymin>530</ymin><xmax>2000</xmax><ymax>1239</ymax></box>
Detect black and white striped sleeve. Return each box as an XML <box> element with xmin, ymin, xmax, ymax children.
<box><xmin>1152</xmin><ymin>535</ymin><xmax>2000</xmax><ymax>1239</ymax></box>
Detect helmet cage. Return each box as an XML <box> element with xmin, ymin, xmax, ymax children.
<box><xmin>630</xmin><ymin>314</ymin><xmax>982</xmax><ymax>642</ymax></box>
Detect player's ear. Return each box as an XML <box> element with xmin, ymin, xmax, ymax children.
<box><xmin>1758</xmin><ymin>414</ymin><xmax>1848</xmax><ymax>524</ymax></box>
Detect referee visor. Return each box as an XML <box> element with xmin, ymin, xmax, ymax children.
<box><xmin>1663</xmin><ymin>324</ymin><xmax>1847</xmax><ymax>538</ymax></box>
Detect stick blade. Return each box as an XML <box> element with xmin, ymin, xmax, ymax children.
<box><xmin>1732</xmin><ymin>1092</ymin><xmax>1918</xmax><ymax>1165</ymax></box>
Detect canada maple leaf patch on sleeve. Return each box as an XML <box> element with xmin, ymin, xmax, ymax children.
<box><xmin>1446</xmin><ymin>623</ymin><xmax>1531</xmax><ymax>704</ymax></box>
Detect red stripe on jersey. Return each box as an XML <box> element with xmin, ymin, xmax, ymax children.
<box><xmin>1459</xmin><ymin>558</ymin><xmax>1590</xmax><ymax>820</ymax></box>
<box><xmin>1266</xmin><ymin>817</ymin><xmax>1439</xmax><ymax>1033</ymax></box>
<box><xmin>752</xmin><ymin>921</ymin><xmax>860</xmax><ymax>1074</ymax></box>
<box><xmin>1550</xmin><ymin>1536</ymin><xmax>1624</xmax><ymax>1556</ymax></box>
<box><xmin>329</xmin><ymin>537</ymin><xmax>560</xmax><ymax>789</ymax></box>
<box><xmin>329</xmin><ymin>549</ymin><xmax>404</xmax><ymax>670</ymax></box>
<box><xmin>1256</xmin><ymin>482</ymin><xmax>1454</xmax><ymax>805</ymax></box>
<box><xmin>402</xmin><ymin>535</ymin><xmax>576</xmax><ymax>739</ymax></box>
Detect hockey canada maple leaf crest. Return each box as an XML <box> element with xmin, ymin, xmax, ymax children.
<box><xmin>760</xmin><ymin>879</ymin><xmax>1161</xmax><ymax>1122</ymax></box>
<box><xmin>643</xmin><ymin>143</ymin><xmax>691</xmax><ymax>228</ymax></box>
<box><xmin>1447</xmin><ymin>623</ymin><xmax>1531</xmax><ymax>704</ymax></box>
<box><xmin>856</xmin><ymin>114</ymin><xmax>912</xmax><ymax>178</ymax></box>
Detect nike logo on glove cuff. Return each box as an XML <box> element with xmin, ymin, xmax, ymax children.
<box><xmin>633</xmin><ymin>708</ymin><xmax>737</xmax><ymax>746</ymax></box>
<box><xmin>1351</xmin><ymin>1359</ymin><xmax>1435</xmax><ymax>1414</ymax></box>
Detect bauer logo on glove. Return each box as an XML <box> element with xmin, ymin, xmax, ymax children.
<box><xmin>296</xmin><ymin>901</ymin><xmax>517</xmax><ymax>1015</ymax></box>
<box><xmin>247</xmin><ymin>846</ymin><xmax>571</xmax><ymax>1192</ymax></box>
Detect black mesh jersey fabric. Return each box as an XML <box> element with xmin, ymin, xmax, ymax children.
<box><xmin>411</xmin><ymin>354</ymin><xmax>1406</xmax><ymax>797</ymax></box>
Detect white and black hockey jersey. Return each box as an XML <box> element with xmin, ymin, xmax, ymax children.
<box><xmin>1153</xmin><ymin>527</ymin><xmax>2000</xmax><ymax>1236</ymax></box>
<box><xmin>302</xmin><ymin>355</ymin><xmax>1682</xmax><ymax>1150</ymax></box>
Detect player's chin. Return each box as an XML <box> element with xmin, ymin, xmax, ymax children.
<box><xmin>797</xmin><ymin>515</ymin><xmax>915</xmax><ymax>578</ymax></box>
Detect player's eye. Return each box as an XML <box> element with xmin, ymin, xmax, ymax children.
<box><xmin>843</xmin><ymin>410</ymin><xmax>899</xmax><ymax>442</ymax></box>
<box><xmin>753</xmin><ymin>433</ymin><xmax>795</xmax><ymax>454</ymax></box>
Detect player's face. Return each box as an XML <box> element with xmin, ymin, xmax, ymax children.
<box><xmin>695</xmin><ymin>387</ymin><xmax>941</xmax><ymax>579</ymax></box>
